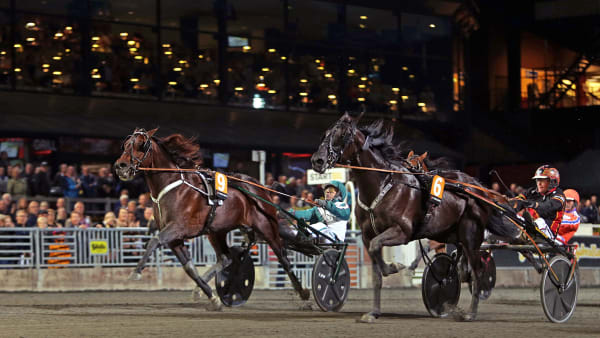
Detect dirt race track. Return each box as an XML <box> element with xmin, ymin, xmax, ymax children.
<box><xmin>1</xmin><ymin>288</ymin><xmax>599</xmax><ymax>338</ymax></box>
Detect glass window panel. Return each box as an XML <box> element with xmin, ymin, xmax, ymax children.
<box><xmin>0</xmin><ymin>1</ymin><xmax>9</xmax><ymax>9</ymax></box>
<box><xmin>0</xmin><ymin>10</ymin><xmax>10</xmax><ymax>88</ymax></box>
<box><xmin>14</xmin><ymin>14</ymin><xmax>81</xmax><ymax>93</ymax></box>
<box><xmin>288</xmin><ymin>50</ymin><xmax>339</xmax><ymax>112</ymax></box>
<box><xmin>228</xmin><ymin>0</ymin><xmax>283</xmax><ymax>39</ymax></box>
<box><xmin>287</xmin><ymin>0</ymin><xmax>338</xmax><ymax>42</ymax></box>
<box><xmin>92</xmin><ymin>0</ymin><xmax>156</xmax><ymax>26</ymax></box>
<box><xmin>90</xmin><ymin>23</ymin><xmax>156</xmax><ymax>97</ymax></box>
<box><xmin>17</xmin><ymin>0</ymin><xmax>73</xmax><ymax>15</ymax></box>
<box><xmin>161</xmin><ymin>0</ymin><xmax>216</xmax><ymax>31</ymax></box>
<box><xmin>347</xmin><ymin>6</ymin><xmax>398</xmax><ymax>44</ymax></box>
<box><xmin>161</xmin><ymin>29</ymin><xmax>219</xmax><ymax>103</ymax></box>
<box><xmin>226</xmin><ymin>38</ymin><xmax>286</xmax><ymax>109</ymax></box>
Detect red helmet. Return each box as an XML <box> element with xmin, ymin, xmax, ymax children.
<box><xmin>563</xmin><ymin>189</ymin><xmax>580</xmax><ymax>206</ymax></box>
<box><xmin>532</xmin><ymin>165</ymin><xmax>560</xmax><ymax>188</ymax></box>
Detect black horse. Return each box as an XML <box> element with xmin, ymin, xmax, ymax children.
<box><xmin>311</xmin><ymin>113</ymin><xmax>520</xmax><ymax>322</ymax></box>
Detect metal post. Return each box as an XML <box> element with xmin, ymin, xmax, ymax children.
<box><xmin>35</xmin><ymin>230</ymin><xmax>41</xmax><ymax>289</ymax></box>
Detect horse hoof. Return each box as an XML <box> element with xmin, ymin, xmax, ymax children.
<box><xmin>128</xmin><ymin>272</ymin><xmax>142</xmax><ymax>281</ymax></box>
<box><xmin>393</xmin><ymin>263</ymin><xmax>406</xmax><ymax>272</ymax></box>
<box><xmin>205</xmin><ymin>296</ymin><xmax>223</xmax><ymax>312</ymax></box>
<box><xmin>192</xmin><ymin>287</ymin><xmax>202</xmax><ymax>302</ymax></box>
<box><xmin>299</xmin><ymin>301</ymin><xmax>313</xmax><ymax>311</ymax></box>
<box><xmin>357</xmin><ymin>313</ymin><xmax>378</xmax><ymax>324</ymax></box>
<box><xmin>299</xmin><ymin>288</ymin><xmax>311</xmax><ymax>301</ymax></box>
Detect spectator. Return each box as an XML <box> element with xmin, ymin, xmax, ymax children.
<box><xmin>36</xmin><ymin>215</ymin><xmax>48</xmax><ymax>229</ymax></box>
<box><xmin>79</xmin><ymin>166</ymin><xmax>97</xmax><ymax>198</ymax></box>
<box><xmin>127</xmin><ymin>200</ymin><xmax>137</xmax><ymax>220</ymax></box>
<box><xmin>135</xmin><ymin>193</ymin><xmax>150</xmax><ymax>220</ymax></box>
<box><xmin>14</xmin><ymin>209</ymin><xmax>27</xmax><ymax>228</ymax></box>
<box><xmin>116</xmin><ymin>208</ymin><xmax>129</xmax><ymax>227</ymax></box>
<box><xmin>100</xmin><ymin>211</ymin><xmax>117</xmax><ymax>228</ymax></box>
<box><xmin>65</xmin><ymin>211</ymin><xmax>82</xmax><ymax>228</ymax></box>
<box><xmin>581</xmin><ymin>198</ymin><xmax>597</xmax><ymax>224</ymax></box>
<box><xmin>46</xmin><ymin>209</ymin><xmax>59</xmax><ymax>228</ymax></box>
<box><xmin>55</xmin><ymin>197</ymin><xmax>65</xmax><ymax>210</ymax></box>
<box><xmin>73</xmin><ymin>201</ymin><xmax>90</xmax><ymax>226</ymax></box>
<box><xmin>114</xmin><ymin>194</ymin><xmax>129</xmax><ymax>214</ymax></box>
<box><xmin>491</xmin><ymin>182</ymin><xmax>501</xmax><ymax>193</ymax></box>
<box><xmin>31</xmin><ymin>165</ymin><xmax>50</xmax><ymax>196</ymax></box>
<box><xmin>63</xmin><ymin>165</ymin><xmax>80</xmax><ymax>198</ymax></box>
<box><xmin>23</xmin><ymin>163</ymin><xmax>35</xmax><ymax>196</ymax></box>
<box><xmin>56</xmin><ymin>207</ymin><xmax>67</xmax><ymax>227</ymax></box>
<box><xmin>139</xmin><ymin>207</ymin><xmax>153</xmax><ymax>227</ymax></box>
<box><xmin>51</xmin><ymin>163</ymin><xmax>68</xmax><ymax>196</ymax></box>
<box><xmin>25</xmin><ymin>201</ymin><xmax>40</xmax><ymax>227</ymax></box>
<box><xmin>7</xmin><ymin>167</ymin><xmax>27</xmax><ymax>197</ymax></box>
<box><xmin>0</xmin><ymin>166</ymin><xmax>8</xmax><ymax>194</ymax></box>
<box><xmin>97</xmin><ymin>167</ymin><xmax>115</xmax><ymax>197</ymax></box>
<box><xmin>1</xmin><ymin>193</ymin><xmax>13</xmax><ymax>215</ymax></box>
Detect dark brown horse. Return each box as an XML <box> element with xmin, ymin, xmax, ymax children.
<box><xmin>114</xmin><ymin>128</ymin><xmax>309</xmax><ymax>310</ymax></box>
<box><xmin>311</xmin><ymin>114</ymin><xmax>520</xmax><ymax>322</ymax></box>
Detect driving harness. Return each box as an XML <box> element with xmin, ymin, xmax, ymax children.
<box><xmin>150</xmin><ymin>168</ymin><xmax>225</xmax><ymax>231</ymax></box>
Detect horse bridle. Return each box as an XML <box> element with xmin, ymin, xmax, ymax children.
<box><xmin>123</xmin><ymin>130</ymin><xmax>153</xmax><ymax>174</ymax></box>
<box><xmin>323</xmin><ymin>120</ymin><xmax>356</xmax><ymax>169</ymax></box>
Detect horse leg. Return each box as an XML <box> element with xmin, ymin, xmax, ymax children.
<box><xmin>359</xmin><ymin>245</ymin><xmax>384</xmax><ymax>324</ymax></box>
<box><xmin>368</xmin><ymin>226</ymin><xmax>408</xmax><ymax>277</ymax></box>
<box><xmin>265</xmin><ymin>235</ymin><xmax>310</xmax><ymax>302</ymax></box>
<box><xmin>128</xmin><ymin>235</ymin><xmax>161</xmax><ymax>280</ymax></box>
<box><xmin>460</xmin><ymin>243</ymin><xmax>482</xmax><ymax>322</ymax></box>
<box><xmin>171</xmin><ymin>241</ymin><xmax>223</xmax><ymax>311</ymax></box>
<box><xmin>191</xmin><ymin>232</ymin><xmax>231</xmax><ymax>302</ymax></box>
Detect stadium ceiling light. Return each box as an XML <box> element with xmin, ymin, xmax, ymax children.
<box><xmin>268</xmin><ymin>89</ymin><xmax>276</xmax><ymax>94</ymax></box>
<box><xmin>213</xmin><ymin>79</ymin><xmax>220</xmax><ymax>84</ymax></box>
<box><xmin>280</xmin><ymin>56</ymin><xmax>287</xmax><ymax>60</ymax></box>
<box><xmin>361</xmin><ymin>77</ymin><xmax>367</xmax><ymax>81</ymax></box>
<box><xmin>389</xmin><ymin>100</ymin><xmax>397</xmax><ymax>104</ymax></box>
<box><xmin>235</xmin><ymin>87</ymin><xmax>244</xmax><ymax>91</ymax></box>
<box><xmin>392</xmin><ymin>87</ymin><xmax>400</xmax><ymax>92</ymax></box>
<box><xmin>168</xmin><ymin>81</ymin><xmax>177</xmax><ymax>85</ymax></box>
<box><xmin>299</xmin><ymin>92</ymin><xmax>308</xmax><ymax>96</ymax></box>
<box><xmin>92</xmin><ymin>36</ymin><xmax>100</xmax><ymax>41</ymax></box>
<box><xmin>173</xmin><ymin>67</ymin><xmax>182</xmax><ymax>72</ymax></box>
<box><xmin>65</xmin><ymin>26</ymin><xmax>72</xmax><ymax>31</ymax></box>
<box><xmin>324</xmin><ymin>73</ymin><xmax>332</xmax><ymax>78</ymax></box>
<box><xmin>130</xmin><ymin>78</ymin><xmax>139</xmax><ymax>82</ymax></box>
<box><xmin>328</xmin><ymin>94</ymin><xmax>336</xmax><ymax>99</ymax></box>
<box><xmin>25</xmin><ymin>22</ymin><xmax>36</xmax><ymax>29</ymax></box>
<box><xmin>360</xmin><ymin>16</ymin><xmax>368</xmax><ymax>20</ymax></box>
<box><xmin>417</xmin><ymin>102</ymin><xmax>426</xmax><ymax>107</ymax></box>
<box><xmin>262</xmin><ymin>67</ymin><xmax>270</xmax><ymax>72</ymax></box>
<box><xmin>162</xmin><ymin>44</ymin><xmax>171</xmax><ymax>48</ymax></box>
<box><xmin>429</xmin><ymin>24</ymin><xmax>436</xmax><ymax>28</ymax></box>
<box><xmin>409</xmin><ymin>74</ymin><xmax>415</xmax><ymax>79</ymax></box>
<box><xmin>268</xmin><ymin>48</ymin><xmax>276</xmax><ymax>53</ymax></box>
<box><xmin>357</xmin><ymin>97</ymin><xmax>365</xmax><ymax>101</ymax></box>
<box><xmin>300</xmin><ymin>79</ymin><xmax>308</xmax><ymax>83</ymax></box>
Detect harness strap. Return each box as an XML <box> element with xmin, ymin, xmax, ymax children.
<box><xmin>356</xmin><ymin>177</ymin><xmax>394</xmax><ymax>236</ymax></box>
<box><xmin>151</xmin><ymin>179</ymin><xmax>184</xmax><ymax>222</ymax></box>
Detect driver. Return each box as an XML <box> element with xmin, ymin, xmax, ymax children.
<box><xmin>288</xmin><ymin>180</ymin><xmax>350</xmax><ymax>243</ymax></box>
<box><xmin>514</xmin><ymin>165</ymin><xmax>565</xmax><ymax>241</ymax></box>
<box><xmin>556</xmin><ymin>189</ymin><xmax>580</xmax><ymax>245</ymax></box>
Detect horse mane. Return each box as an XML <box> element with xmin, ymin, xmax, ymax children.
<box><xmin>359</xmin><ymin>119</ymin><xmax>452</xmax><ymax>170</ymax></box>
<box><xmin>157</xmin><ymin>134</ymin><xmax>202</xmax><ymax>168</ymax></box>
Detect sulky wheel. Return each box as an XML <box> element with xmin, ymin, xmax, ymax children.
<box><xmin>422</xmin><ymin>253</ymin><xmax>461</xmax><ymax>318</ymax></box>
<box><xmin>540</xmin><ymin>255</ymin><xmax>578</xmax><ymax>323</ymax></box>
<box><xmin>312</xmin><ymin>249</ymin><xmax>351</xmax><ymax>312</ymax></box>
<box><xmin>215</xmin><ymin>246</ymin><xmax>255</xmax><ymax>307</ymax></box>
<box><xmin>468</xmin><ymin>250</ymin><xmax>496</xmax><ymax>300</ymax></box>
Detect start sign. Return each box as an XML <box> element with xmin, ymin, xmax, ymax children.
<box><xmin>307</xmin><ymin>168</ymin><xmax>349</xmax><ymax>185</ymax></box>
<box><xmin>89</xmin><ymin>240</ymin><xmax>108</xmax><ymax>255</ymax></box>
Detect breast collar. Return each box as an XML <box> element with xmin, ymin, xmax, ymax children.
<box><xmin>150</xmin><ymin>168</ymin><xmax>212</xmax><ymax>221</ymax></box>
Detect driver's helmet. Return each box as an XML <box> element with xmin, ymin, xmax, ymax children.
<box><xmin>532</xmin><ymin>165</ymin><xmax>560</xmax><ymax>189</ymax></box>
<box><xmin>563</xmin><ymin>189</ymin><xmax>580</xmax><ymax>207</ymax></box>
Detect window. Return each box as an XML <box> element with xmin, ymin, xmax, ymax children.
<box><xmin>90</xmin><ymin>23</ymin><xmax>156</xmax><ymax>97</ymax></box>
<box><xmin>228</xmin><ymin>0</ymin><xmax>283</xmax><ymax>38</ymax></box>
<box><xmin>161</xmin><ymin>29</ymin><xmax>219</xmax><ymax>103</ymax></box>
<box><xmin>160</xmin><ymin>0</ymin><xmax>216</xmax><ymax>31</ymax></box>
<box><xmin>287</xmin><ymin>0</ymin><xmax>338</xmax><ymax>42</ymax></box>
<box><xmin>14</xmin><ymin>14</ymin><xmax>81</xmax><ymax>93</ymax></box>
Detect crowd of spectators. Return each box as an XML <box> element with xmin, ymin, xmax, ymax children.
<box><xmin>0</xmin><ymin>159</ymin><xmax>154</xmax><ymax>233</ymax></box>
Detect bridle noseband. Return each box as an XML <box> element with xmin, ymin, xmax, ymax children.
<box><xmin>123</xmin><ymin>130</ymin><xmax>153</xmax><ymax>174</ymax></box>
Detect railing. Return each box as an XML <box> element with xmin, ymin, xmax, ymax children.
<box><xmin>0</xmin><ymin>228</ymin><xmax>363</xmax><ymax>289</ymax></box>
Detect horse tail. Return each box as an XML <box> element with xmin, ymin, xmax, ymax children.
<box><xmin>485</xmin><ymin>207</ymin><xmax>521</xmax><ymax>239</ymax></box>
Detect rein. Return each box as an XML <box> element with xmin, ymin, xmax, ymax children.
<box><xmin>335</xmin><ymin>163</ymin><xmax>505</xmax><ymax>199</ymax></box>
<box><xmin>137</xmin><ymin>167</ymin><xmax>319</xmax><ymax>207</ymax></box>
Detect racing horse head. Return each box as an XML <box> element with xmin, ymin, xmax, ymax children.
<box><xmin>311</xmin><ymin>112</ymin><xmax>366</xmax><ymax>174</ymax></box>
<box><xmin>114</xmin><ymin>128</ymin><xmax>159</xmax><ymax>181</ymax></box>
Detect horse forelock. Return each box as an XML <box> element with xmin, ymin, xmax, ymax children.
<box><xmin>158</xmin><ymin>134</ymin><xmax>202</xmax><ymax>168</ymax></box>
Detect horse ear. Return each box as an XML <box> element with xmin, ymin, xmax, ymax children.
<box><xmin>147</xmin><ymin>128</ymin><xmax>159</xmax><ymax>137</ymax></box>
<box><xmin>419</xmin><ymin>152</ymin><xmax>428</xmax><ymax>160</ymax></box>
<box><xmin>407</xmin><ymin>150</ymin><xmax>414</xmax><ymax>158</ymax></box>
